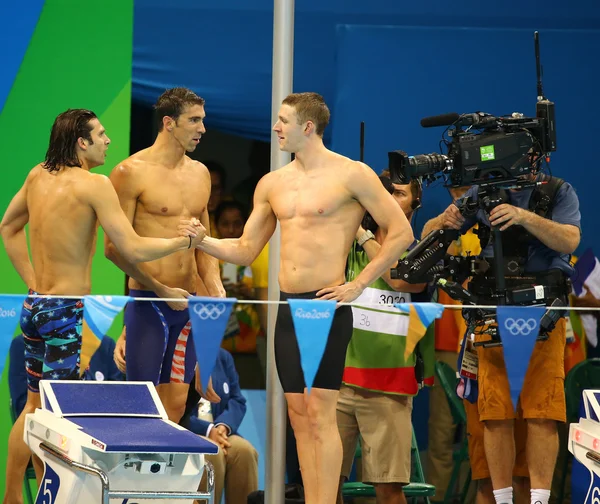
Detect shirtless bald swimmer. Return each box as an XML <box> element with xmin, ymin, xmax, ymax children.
<box><xmin>182</xmin><ymin>93</ymin><xmax>415</xmax><ymax>504</ymax></box>
<box><xmin>0</xmin><ymin>109</ymin><xmax>205</xmax><ymax>504</ymax></box>
<box><xmin>105</xmin><ymin>88</ymin><xmax>224</xmax><ymax>423</ymax></box>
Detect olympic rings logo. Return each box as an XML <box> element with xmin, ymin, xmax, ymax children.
<box><xmin>503</xmin><ymin>317</ymin><xmax>538</xmax><ymax>336</ymax></box>
<box><xmin>193</xmin><ymin>303</ymin><xmax>227</xmax><ymax>320</ymax></box>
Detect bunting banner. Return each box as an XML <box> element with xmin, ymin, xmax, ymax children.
<box><xmin>497</xmin><ymin>305</ymin><xmax>545</xmax><ymax>411</ymax></box>
<box><xmin>395</xmin><ymin>302</ymin><xmax>444</xmax><ymax>360</ymax></box>
<box><xmin>0</xmin><ymin>294</ymin><xmax>27</xmax><ymax>380</ymax></box>
<box><xmin>188</xmin><ymin>297</ymin><xmax>236</xmax><ymax>395</ymax></box>
<box><xmin>81</xmin><ymin>295</ymin><xmax>131</xmax><ymax>374</ymax></box>
<box><xmin>288</xmin><ymin>298</ymin><xmax>336</xmax><ymax>392</ymax></box>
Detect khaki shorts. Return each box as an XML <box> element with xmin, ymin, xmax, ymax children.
<box><xmin>464</xmin><ymin>398</ymin><xmax>529</xmax><ymax>481</ymax></box>
<box><xmin>475</xmin><ymin>318</ymin><xmax>567</xmax><ymax>422</ymax></box>
<box><xmin>337</xmin><ymin>384</ymin><xmax>412</xmax><ymax>484</ymax></box>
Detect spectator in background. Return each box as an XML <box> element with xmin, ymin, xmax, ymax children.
<box><xmin>181</xmin><ymin>348</ymin><xmax>259</xmax><ymax>504</ymax></box>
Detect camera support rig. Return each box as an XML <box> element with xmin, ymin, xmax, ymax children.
<box><xmin>387</xmin><ymin>32</ymin><xmax>566</xmax><ymax>347</ymax></box>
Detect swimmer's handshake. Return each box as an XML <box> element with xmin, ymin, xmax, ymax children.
<box><xmin>178</xmin><ymin>218</ymin><xmax>207</xmax><ymax>244</ymax></box>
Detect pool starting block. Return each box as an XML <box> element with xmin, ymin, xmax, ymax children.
<box><xmin>568</xmin><ymin>389</ymin><xmax>600</xmax><ymax>503</ymax></box>
<box><xmin>25</xmin><ymin>380</ymin><xmax>219</xmax><ymax>503</ymax></box>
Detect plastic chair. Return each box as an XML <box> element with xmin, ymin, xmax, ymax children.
<box><xmin>9</xmin><ymin>399</ymin><xmax>36</xmax><ymax>504</ymax></box>
<box><xmin>556</xmin><ymin>358</ymin><xmax>600</xmax><ymax>503</ymax></box>
<box><xmin>342</xmin><ymin>426</ymin><xmax>436</xmax><ymax>503</ymax></box>
<box><xmin>434</xmin><ymin>360</ymin><xmax>471</xmax><ymax>504</ymax></box>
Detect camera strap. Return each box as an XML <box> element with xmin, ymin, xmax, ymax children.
<box><xmin>529</xmin><ymin>174</ymin><xmax>565</xmax><ymax>218</ymax></box>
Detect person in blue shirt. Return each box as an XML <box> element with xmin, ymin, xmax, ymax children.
<box><xmin>181</xmin><ymin>348</ymin><xmax>258</xmax><ymax>504</ymax></box>
<box><xmin>9</xmin><ymin>334</ymin><xmax>124</xmax><ymax>418</ymax></box>
<box><xmin>422</xmin><ymin>172</ymin><xmax>581</xmax><ymax>504</ymax></box>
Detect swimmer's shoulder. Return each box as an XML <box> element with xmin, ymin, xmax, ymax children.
<box><xmin>25</xmin><ymin>163</ymin><xmax>44</xmax><ymax>183</ymax></box>
<box><xmin>108</xmin><ymin>149</ymin><xmax>151</xmax><ymax>184</ymax></box>
<box><xmin>326</xmin><ymin>150</ymin><xmax>373</xmax><ymax>178</ymax></box>
<box><xmin>326</xmin><ymin>153</ymin><xmax>379</xmax><ymax>194</ymax></box>
<box><xmin>183</xmin><ymin>156</ymin><xmax>210</xmax><ymax>178</ymax></box>
<box><xmin>256</xmin><ymin>165</ymin><xmax>289</xmax><ymax>192</ymax></box>
<box><xmin>70</xmin><ymin>171</ymin><xmax>116</xmax><ymax>205</ymax></box>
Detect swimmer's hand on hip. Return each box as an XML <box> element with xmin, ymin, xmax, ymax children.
<box><xmin>316</xmin><ymin>282</ymin><xmax>363</xmax><ymax>303</ymax></box>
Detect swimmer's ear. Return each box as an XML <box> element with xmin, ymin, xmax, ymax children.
<box><xmin>304</xmin><ymin>120</ymin><xmax>315</xmax><ymax>135</ymax></box>
<box><xmin>162</xmin><ymin>115</ymin><xmax>176</xmax><ymax>132</ymax></box>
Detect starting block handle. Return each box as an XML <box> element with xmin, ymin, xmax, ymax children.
<box><xmin>39</xmin><ymin>442</ymin><xmax>215</xmax><ymax>504</ymax></box>
<box><xmin>40</xmin><ymin>443</ymin><xmax>110</xmax><ymax>504</ymax></box>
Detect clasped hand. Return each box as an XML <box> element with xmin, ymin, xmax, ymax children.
<box><xmin>209</xmin><ymin>425</ymin><xmax>231</xmax><ymax>455</ymax></box>
<box><xmin>178</xmin><ymin>217</ymin><xmax>207</xmax><ymax>244</ymax></box>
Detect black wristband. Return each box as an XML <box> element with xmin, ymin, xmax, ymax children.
<box><xmin>188</xmin><ymin>235</ymin><xmax>192</xmax><ymax>249</ymax></box>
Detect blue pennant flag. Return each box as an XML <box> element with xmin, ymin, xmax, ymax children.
<box><xmin>188</xmin><ymin>297</ymin><xmax>236</xmax><ymax>394</ymax></box>
<box><xmin>83</xmin><ymin>295</ymin><xmax>132</xmax><ymax>337</ymax></box>
<box><xmin>82</xmin><ymin>295</ymin><xmax>132</xmax><ymax>373</ymax></box>
<box><xmin>0</xmin><ymin>294</ymin><xmax>27</xmax><ymax>380</ymax></box>
<box><xmin>288</xmin><ymin>299</ymin><xmax>337</xmax><ymax>393</ymax></box>
<box><xmin>497</xmin><ymin>305</ymin><xmax>545</xmax><ymax>411</ymax></box>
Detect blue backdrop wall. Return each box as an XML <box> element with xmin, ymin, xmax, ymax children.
<box><xmin>331</xmin><ymin>26</ymin><xmax>599</xmax><ymax>238</ymax></box>
<box><xmin>134</xmin><ymin>0</ymin><xmax>599</xmax><ymax>250</ymax></box>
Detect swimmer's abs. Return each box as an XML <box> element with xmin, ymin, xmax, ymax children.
<box><xmin>278</xmin><ymin>264</ymin><xmax>346</xmax><ymax>294</ymax></box>
<box><xmin>128</xmin><ymin>251</ymin><xmax>198</xmax><ymax>292</ymax></box>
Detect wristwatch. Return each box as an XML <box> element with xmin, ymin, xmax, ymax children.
<box><xmin>357</xmin><ymin>229</ymin><xmax>375</xmax><ymax>247</ymax></box>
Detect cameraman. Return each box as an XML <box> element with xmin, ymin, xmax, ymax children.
<box><xmin>422</xmin><ymin>172</ymin><xmax>581</xmax><ymax>504</ymax></box>
<box><xmin>336</xmin><ymin>172</ymin><xmax>429</xmax><ymax>504</ymax></box>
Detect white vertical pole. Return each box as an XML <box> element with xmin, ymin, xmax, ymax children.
<box><xmin>265</xmin><ymin>1</ymin><xmax>294</xmax><ymax>503</ymax></box>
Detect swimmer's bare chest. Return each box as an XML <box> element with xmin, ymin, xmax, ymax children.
<box><xmin>134</xmin><ymin>168</ymin><xmax>208</xmax><ymax>231</ymax></box>
<box><xmin>270</xmin><ymin>172</ymin><xmax>361</xmax><ymax>231</ymax></box>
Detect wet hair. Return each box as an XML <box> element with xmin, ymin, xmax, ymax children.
<box><xmin>214</xmin><ymin>200</ymin><xmax>249</xmax><ymax>226</ymax></box>
<box><xmin>154</xmin><ymin>87</ymin><xmax>205</xmax><ymax>132</ymax></box>
<box><xmin>42</xmin><ymin>109</ymin><xmax>97</xmax><ymax>173</ymax></box>
<box><xmin>282</xmin><ymin>92</ymin><xmax>330</xmax><ymax>136</ymax></box>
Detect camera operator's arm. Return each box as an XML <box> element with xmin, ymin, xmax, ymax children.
<box><xmin>490</xmin><ymin>181</ymin><xmax>581</xmax><ymax>253</ymax></box>
<box><xmin>421</xmin><ymin>205</ymin><xmax>465</xmax><ymax>238</ymax></box>
<box><xmin>356</xmin><ymin>225</ymin><xmax>426</xmax><ymax>293</ymax></box>
<box><xmin>489</xmin><ymin>204</ymin><xmax>579</xmax><ymax>253</ymax></box>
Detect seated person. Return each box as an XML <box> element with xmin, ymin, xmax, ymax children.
<box><xmin>180</xmin><ymin>348</ymin><xmax>258</xmax><ymax>504</ymax></box>
<box><xmin>9</xmin><ymin>332</ymin><xmax>124</xmax><ymax>418</ymax></box>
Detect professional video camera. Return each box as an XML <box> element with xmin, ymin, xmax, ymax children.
<box><xmin>388</xmin><ymin>32</ymin><xmax>566</xmax><ymax>346</ymax></box>
<box><xmin>388</xmin><ymin>33</ymin><xmax>555</xmax><ymax>189</ymax></box>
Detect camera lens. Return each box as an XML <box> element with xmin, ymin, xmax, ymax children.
<box><xmin>150</xmin><ymin>463</ymin><xmax>161</xmax><ymax>473</ymax></box>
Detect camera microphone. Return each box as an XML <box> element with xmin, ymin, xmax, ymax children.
<box><xmin>420</xmin><ymin>112</ymin><xmax>460</xmax><ymax>128</ymax></box>
<box><xmin>420</xmin><ymin>112</ymin><xmax>498</xmax><ymax>129</ymax></box>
